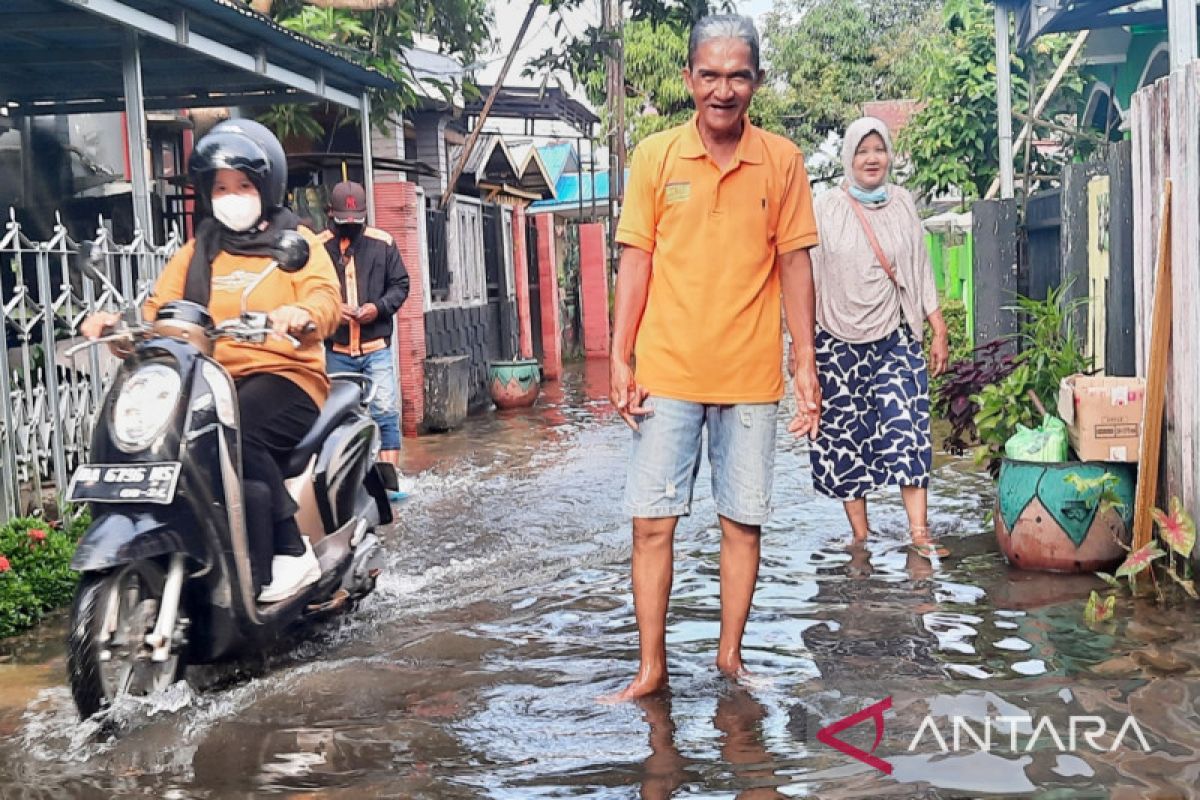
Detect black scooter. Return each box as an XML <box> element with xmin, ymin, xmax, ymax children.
<box><xmin>63</xmin><ymin>231</ymin><xmax>395</xmax><ymax>719</ymax></box>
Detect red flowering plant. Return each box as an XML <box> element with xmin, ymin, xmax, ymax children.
<box><xmin>0</xmin><ymin>513</ymin><xmax>89</xmax><ymax>639</ymax></box>
<box><xmin>1085</xmin><ymin>494</ymin><xmax>1198</xmax><ymax>625</ymax></box>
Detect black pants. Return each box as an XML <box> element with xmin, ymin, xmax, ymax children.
<box><xmin>237</xmin><ymin>374</ymin><xmax>319</xmax><ymax>557</ymax></box>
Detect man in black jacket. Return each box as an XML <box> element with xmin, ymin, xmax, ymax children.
<box><xmin>319</xmin><ymin>181</ymin><xmax>410</xmax><ymax>480</ymax></box>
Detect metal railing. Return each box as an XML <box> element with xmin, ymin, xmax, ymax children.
<box><xmin>0</xmin><ymin>210</ymin><xmax>180</xmax><ymax>521</ymax></box>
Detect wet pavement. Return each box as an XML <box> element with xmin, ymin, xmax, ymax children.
<box><xmin>2</xmin><ymin>360</ymin><xmax>1200</xmax><ymax>798</ymax></box>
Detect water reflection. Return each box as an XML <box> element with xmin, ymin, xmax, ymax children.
<box><xmin>2</xmin><ymin>364</ymin><xmax>1200</xmax><ymax>798</ymax></box>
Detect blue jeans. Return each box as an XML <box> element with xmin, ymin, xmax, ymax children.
<box><xmin>326</xmin><ymin>347</ymin><xmax>401</xmax><ymax>450</ymax></box>
<box><xmin>623</xmin><ymin>397</ymin><xmax>779</xmax><ymax>526</ymax></box>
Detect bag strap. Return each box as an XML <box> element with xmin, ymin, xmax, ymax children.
<box><xmin>842</xmin><ymin>186</ymin><xmax>899</xmax><ymax>287</ymax></box>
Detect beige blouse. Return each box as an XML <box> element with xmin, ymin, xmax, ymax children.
<box><xmin>810</xmin><ymin>185</ymin><xmax>939</xmax><ymax>344</ymax></box>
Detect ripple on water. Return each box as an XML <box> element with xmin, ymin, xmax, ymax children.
<box><xmin>4</xmin><ymin>374</ymin><xmax>1200</xmax><ymax>797</ymax></box>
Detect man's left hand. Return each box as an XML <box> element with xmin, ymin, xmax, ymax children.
<box><xmin>355</xmin><ymin>303</ymin><xmax>379</xmax><ymax>324</ymax></box>
<box><xmin>787</xmin><ymin>365</ymin><xmax>821</xmax><ymax>440</ymax></box>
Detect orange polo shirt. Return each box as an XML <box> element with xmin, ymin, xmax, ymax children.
<box><xmin>616</xmin><ymin>115</ymin><xmax>818</xmax><ymax>404</ymax></box>
<box><xmin>144</xmin><ymin>226</ymin><xmax>342</xmax><ymax>407</ymax></box>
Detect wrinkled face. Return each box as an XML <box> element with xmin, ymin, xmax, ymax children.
<box><xmin>682</xmin><ymin>37</ymin><xmax>761</xmax><ymax>139</ymax></box>
<box><xmin>211</xmin><ymin>168</ymin><xmax>259</xmax><ymax>200</ymax></box>
<box><xmin>851</xmin><ymin>132</ymin><xmax>890</xmax><ymax>190</ymax></box>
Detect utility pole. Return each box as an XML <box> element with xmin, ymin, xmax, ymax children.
<box><xmin>604</xmin><ymin>0</ymin><xmax>626</xmax><ymax>273</ymax></box>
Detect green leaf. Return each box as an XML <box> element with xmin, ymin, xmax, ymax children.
<box><xmin>1084</xmin><ymin>590</ymin><xmax>1116</xmax><ymax>624</ymax></box>
<box><xmin>1152</xmin><ymin>496</ymin><xmax>1196</xmax><ymax>558</ymax></box>
<box><xmin>1095</xmin><ymin>571</ymin><xmax>1121</xmax><ymax>589</ymax></box>
<box><xmin>1115</xmin><ymin>542</ymin><xmax>1166</xmax><ymax>579</ymax></box>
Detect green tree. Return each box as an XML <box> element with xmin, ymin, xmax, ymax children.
<box><xmin>583</xmin><ymin>19</ymin><xmax>786</xmax><ymax>147</ymax></box>
<box><xmin>898</xmin><ymin>0</ymin><xmax>1087</xmax><ymax>201</ymax></box>
<box><xmin>762</xmin><ymin>0</ymin><xmax>939</xmax><ymax>156</ymax></box>
<box><xmin>530</xmin><ymin>1</ymin><xmax>732</xmax><ymax>91</ymax></box>
<box><xmin>255</xmin><ymin>1</ymin><xmax>492</xmax><ymax>138</ymax></box>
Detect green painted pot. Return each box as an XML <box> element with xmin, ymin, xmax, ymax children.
<box><xmin>488</xmin><ymin>359</ymin><xmax>542</xmax><ymax>409</ymax></box>
<box><xmin>995</xmin><ymin>458</ymin><xmax>1135</xmax><ymax>573</ymax></box>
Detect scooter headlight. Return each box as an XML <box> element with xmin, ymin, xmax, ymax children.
<box><xmin>111</xmin><ymin>363</ymin><xmax>181</xmax><ymax>451</ymax></box>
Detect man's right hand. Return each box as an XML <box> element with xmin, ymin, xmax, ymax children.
<box><xmin>340</xmin><ymin>303</ymin><xmax>357</xmax><ymax>323</ymax></box>
<box><xmin>610</xmin><ymin>357</ymin><xmax>652</xmax><ymax>430</ymax></box>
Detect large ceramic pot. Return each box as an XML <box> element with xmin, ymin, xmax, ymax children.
<box><xmin>995</xmin><ymin>458</ymin><xmax>1135</xmax><ymax>573</ymax></box>
<box><xmin>488</xmin><ymin>359</ymin><xmax>542</xmax><ymax>409</ymax></box>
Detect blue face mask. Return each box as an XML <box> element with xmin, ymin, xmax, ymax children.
<box><xmin>849</xmin><ymin>184</ymin><xmax>888</xmax><ymax>205</ymax></box>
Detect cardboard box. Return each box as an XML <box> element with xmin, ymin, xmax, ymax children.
<box><xmin>1056</xmin><ymin>375</ymin><xmax>1145</xmax><ymax>462</ymax></box>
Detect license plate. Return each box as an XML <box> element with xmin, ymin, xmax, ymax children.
<box><xmin>67</xmin><ymin>463</ymin><xmax>182</xmax><ymax>504</ymax></box>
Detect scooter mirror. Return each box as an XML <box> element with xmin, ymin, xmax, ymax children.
<box><xmin>271</xmin><ymin>230</ymin><xmax>310</xmax><ymax>273</ymax></box>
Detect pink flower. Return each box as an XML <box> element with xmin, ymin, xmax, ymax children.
<box><xmin>28</xmin><ymin>528</ymin><xmax>47</xmax><ymax>545</ymax></box>
<box><xmin>0</xmin><ymin>554</ymin><xmax>10</xmax><ymax>573</ymax></box>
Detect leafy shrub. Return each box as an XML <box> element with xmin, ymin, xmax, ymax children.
<box><xmin>1086</xmin><ymin>496</ymin><xmax>1197</xmax><ymax>624</ymax></box>
<box><xmin>0</xmin><ymin>513</ymin><xmax>88</xmax><ymax>639</ymax></box>
<box><xmin>934</xmin><ymin>338</ymin><xmax>1016</xmax><ymax>454</ymax></box>
<box><xmin>934</xmin><ymin>283</ymin><xmax>1090</xmax><ymax>469</ymax></box>
<box><xmin>926</xmin><ymin>297</ymin><xmax>972</xmax><ymax>401</ymax></box>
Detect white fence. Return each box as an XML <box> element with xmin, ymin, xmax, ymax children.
<box><xmin>1131</xmin><ymin>61</ymin><xmax>1200</xmax><ymax>511</ymax></box>
<box><xmin>0</xmin><ymin>212</ymin><xmax>180</xmax><ymax>520</ymax></box>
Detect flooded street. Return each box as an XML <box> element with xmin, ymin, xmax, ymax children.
<box><xmin>2</xmin><ymin>361</ymin><xmax>1200</xmax><ymax>798</ymax></box>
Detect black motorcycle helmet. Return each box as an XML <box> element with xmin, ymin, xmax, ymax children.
<box><xmin>188</xmin><ymin>118</ymin><xmax>288</xmax><ymax>214</ymax></box>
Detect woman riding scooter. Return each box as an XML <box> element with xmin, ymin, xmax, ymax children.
<box><xmin>82</xmin><ymin>119</ymin><xmax>341</xmax><ymax>603</ymax></box>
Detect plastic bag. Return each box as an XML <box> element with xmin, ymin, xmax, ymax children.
<box><xmin>1004</xmin><ymin>415</ymin><xmax>1069</xmax><ymax>463</ymax></box>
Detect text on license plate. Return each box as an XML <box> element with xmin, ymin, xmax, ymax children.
<box><xmin>67</xmin><ymin>463</ymin><xmax>181</xmax><ymax>504</ymax></box>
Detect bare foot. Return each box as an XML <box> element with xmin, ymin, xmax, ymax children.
<box><xmin>597</xmin><ymin>671</ymin><xmax>668</xmax><ymax>704</ymax></box>
<box><xmin>716</xmin><ymin>654</ymin><xmax>747</xmax><ymax>678</ymax></box>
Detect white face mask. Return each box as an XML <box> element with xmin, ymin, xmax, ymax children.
<box><xmin>211</xmin><ymin>193</ymin><xmax>262</xmax><ymax>232</ymax></box>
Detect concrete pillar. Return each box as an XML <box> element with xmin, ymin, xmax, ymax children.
<box><xmin>512</xmin><ymin>205</ymin><xmax>534</xmax><ymax>359</ymax></box>
<box><xmin>533</xmin><ymin>213</ymin><xmax>563</xmax><ymax>380</ymax></box>
<box><xmin>374</xmin><ymin>181</ymin><xmax>427</xmax><ymax>436</ymax></box>
<box><xmin>578</xmin><ymin>222</ymin><xmax>610</xmax><ymax>358</ymax></box>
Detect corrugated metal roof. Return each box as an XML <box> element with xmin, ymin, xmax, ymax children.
<box><xmin>0</xmin><ymin>0</ymin><xmax>397</xmax><ymax>115</ymax></box>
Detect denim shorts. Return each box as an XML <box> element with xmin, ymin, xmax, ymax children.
<box><xmin>623</xmin><ymin>397</ymin><xmax>779</xmax><ymax>526</ymax></box>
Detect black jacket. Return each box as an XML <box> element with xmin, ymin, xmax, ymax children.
<box><xmin>319</xmin><ymin>225</ymin><xmax>410</xmax><ymax>347</ymax></box>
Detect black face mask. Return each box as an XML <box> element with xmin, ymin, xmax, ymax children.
<box><xmin>335</xmin><ymin>222</ymin><xmax>363</xmax><ymax>239</ymax></box>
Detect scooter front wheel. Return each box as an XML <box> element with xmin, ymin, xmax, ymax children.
<box><xmin>67</xmin><ymin>560</ymin><xmax>183</xmax><ymax>719</ymax></box>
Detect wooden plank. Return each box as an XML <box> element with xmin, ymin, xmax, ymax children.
<box><xmin>1106</xmin><ymin>141</ymin><xmax>1135</xmax><ymax>377</ymax></box>
<box><xmin>1133</xmin><ymin>181</ymin><xmax>1171</xmax><ymax>551</ymax></box>
<box><xmin>971</xmin><ymin>199</ymin><xmax>1020</xmax><ymax>346</ymax></box>
<box><xmin>1130</xmin><ymin>88</ymin><xmax>1154</xmax><ymax>376</ymax></box>
<box><xmin>1171</xmin><ymin>62</ymin><xmax>1200</xmax><ymax>513</ymax></box>
<box><xmin>1060</xmin><ymin>163</ymin><xmax>1104</xmax><ymax>356</ymax></box>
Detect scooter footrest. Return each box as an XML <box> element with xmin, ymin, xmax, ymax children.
<box><xmin>304</xmin><ymin>588</ymin><xmax>350</xmax><ymax>615</ymax></box>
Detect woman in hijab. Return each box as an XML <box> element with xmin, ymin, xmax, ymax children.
<box><xmin>805</xmin><ymin>116</ymin><xmax>949</xmax><ymax>558</ymax></box>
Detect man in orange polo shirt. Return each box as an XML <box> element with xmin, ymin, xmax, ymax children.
<box><xmin>606</xmin><ymin>14</ymin><xmax>821</xmax><ymax>701</ymax></box>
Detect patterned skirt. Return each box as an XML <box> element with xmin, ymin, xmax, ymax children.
<box><xmin>810</xmin><ymin>325</ymin><xmax>932</xmax><ymax>500</ymax></box>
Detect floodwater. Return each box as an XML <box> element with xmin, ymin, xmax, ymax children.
<box><xmin>2</xmin><ymin>360</ymin><xmax>1200</xmax><ymax>799</ymax></box>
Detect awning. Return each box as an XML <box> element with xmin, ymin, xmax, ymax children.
<box><xmin>1008</xmin><ymin>0</ymin><xmax>1168</xmax><ymax>50</ymax></box>
<box><xmin>0</xmin><ymin>0</ymin><xmax>397</xmax><ymax>116</ymax></box>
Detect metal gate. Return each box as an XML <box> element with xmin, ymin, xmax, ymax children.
<box><xmin>1</xmin><ymin>213</ymin><xmax>180</xmax><ymax>520</ymax></box>
<box><xmin>481</xmin><ymin>203</ymin><xmax>517</xmax><ymax>362</ymax></box>
<box><xmin>425</xmin><ymin>207</ymin><xmax>450</xmax><ymax>303</ymax></box>
<box><xmin>560</xmin><ymin>222</ymin><xmax>583</xmax><ymax>359</ymax></box>
<box><xmin>526</xmin><ymin>220</ymin><xmax>543</xmax><ymax>360</ymax></box>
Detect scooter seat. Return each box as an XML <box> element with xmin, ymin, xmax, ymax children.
<box><xmin>284</xmin><ymin>379</ymin><xmax>362</xmax><ymax>477</ymax></box>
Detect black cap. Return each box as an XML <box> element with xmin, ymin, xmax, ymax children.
<box><xmin>329</xmin><ymin>181</ymin><xmax>368</xmax><ymax>223</ymax></box>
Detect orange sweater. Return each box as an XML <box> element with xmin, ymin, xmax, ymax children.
<box><xmin>144</xmin><ymin>227</ymin><xmax>342</xmax><ymax>407</ymax></box>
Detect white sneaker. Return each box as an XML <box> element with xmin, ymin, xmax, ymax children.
<box><xmin>258</xmin><ymin>536</ymin><xmax>321</xmax><ymax>603</ymax></box>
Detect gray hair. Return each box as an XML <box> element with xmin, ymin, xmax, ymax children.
<box><xmin>688</xmin><ymin>15</ymin><xmax>761</xmax><ymax>72</ymax></box>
